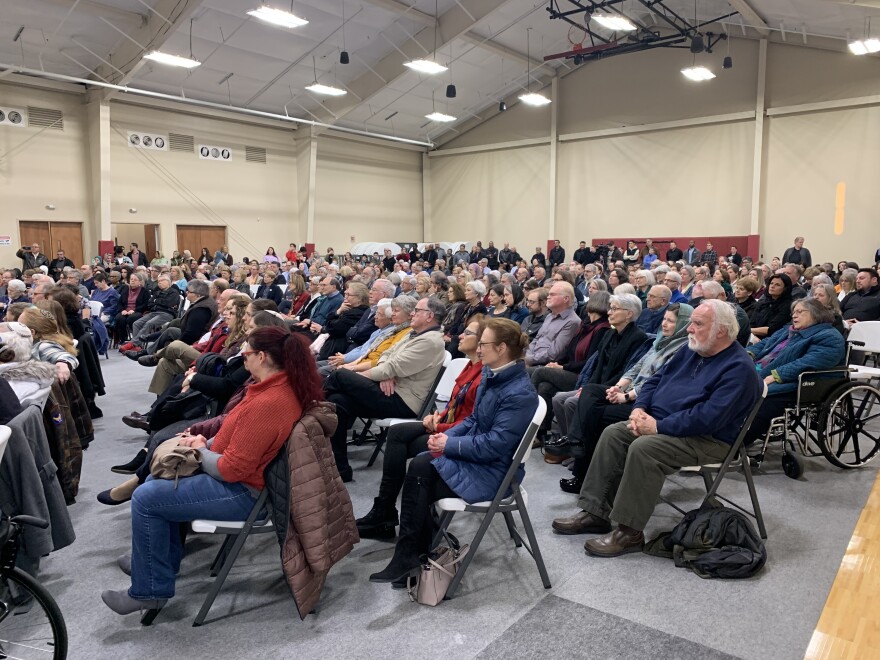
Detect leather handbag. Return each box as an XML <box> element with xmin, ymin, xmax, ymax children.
<box><xmin>150</xmin><ymin>438</ymin><xmax>202</xmax><ymax>488</ymax></box>
<box><xmin>407</xmin><ymin>543</ymin><xmax>469</xmax><ymax>606</ymax></box>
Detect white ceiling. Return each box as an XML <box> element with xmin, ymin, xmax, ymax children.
<box><xmin>1</xmin><ymin>0</ymin><xmax>878</xmax><ymax>145</ymax></box>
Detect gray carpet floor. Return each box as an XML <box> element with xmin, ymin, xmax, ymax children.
<box><xmin>37</xmin><ymin>356</ymin><xmax>878</xmax><ymax>659</ymax></box>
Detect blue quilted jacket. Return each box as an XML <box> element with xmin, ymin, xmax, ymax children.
<box><xmin>747</xmin><ymin>322</ymin><xmax>844</xmax><ymax>394</ymax></box>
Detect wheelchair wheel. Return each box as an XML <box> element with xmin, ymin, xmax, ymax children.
<box><xmin>0</xmin><ymin>567</ymin><xmax>68</xmax><ymax>659</ymax></box>
<box><xmin>818</xmin><ymin>383</ymin><xmax>880</xmax><ymax>470</ymax></box>
<box><xmin>782</xmin><ymin>452</ymin><xmax>804</xmax><ymax>479</ymax></box>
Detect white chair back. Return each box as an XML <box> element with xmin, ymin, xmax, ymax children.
<box><xmin>848</xmin><ymin>321</ymin><xmax>880</xmax><ymax>355</ymax></box>
<box><xmin>519</xmin><ymin>397</ymin><xmax>547</xmax><ymax>466</ymax></box>
<box><xmin>87</xmin><ymin>300</ymin><xmax>103</xmax><ymax>318</ymax></box>
<box><xmin>249</xmin><ymin>285</ymin><xmax>259</xmax><ymax>298</ymax></box>
<box><xmin>434</xmin><ymin>358</ymin><xmax>470</xmax><ymax>405</ymax></box>
<box><xmin>0</xmin><ymin>426</ymin><xmax>10</xmax><ymax>466</ymax></box>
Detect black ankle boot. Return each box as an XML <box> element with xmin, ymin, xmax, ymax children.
<box><xmin>357</xmin><ymin>498</ymin><xmax>399</xmax><ymax>540</ymax></box>
<box><xmin>111</xmin><ymin>448</ymin><xmax>148</xmax><ymax>475</ymax></box>
<box><xmin>369</xmin><ymin>539</ymin><xmax>421</xmax><ymax>583</ymax></box>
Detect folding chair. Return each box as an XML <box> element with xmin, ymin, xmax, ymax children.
<box><xmin>431</xmin><ymin>397</ymin><xmax>551</xmax><ymax>600</ymax></box>
<box><xmin>846</xmin><ymin>323</ymin><xmax>880</xmax><ymax>383</ymax></box>
<box><xmin>0</xmin><ymin>426</ymin><xmax>10</xmax><ymax>466</ymax></box>
<box><xmin>668</xmin><ymin>382</ymin><xmax>769</xmax><ymax>539</ymax></box>
<box><xmin>365</xmin><ymin>351</ymin><xmax>453</xmax><ymax>467</ymax></box>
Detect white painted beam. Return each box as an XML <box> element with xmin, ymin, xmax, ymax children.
<box><xmin>558</xmin><ymin>111</ymin><xmax>756</xmax><ymax>142</ymax></box>
<box><xmin>362</xmin><ymin>0</ymin><xmax>436</xmax><ymax>27</ymax></box>
<box><xmin>750</xmin><ymin>39</ymin><xmax>767</xmax><ymax>238</ymax></box>
<box><xmin>767</xmin><ymin>95</ymin><xmax>880</xmax><ymax>116</ymax></box>
<box><xmin>428</xmin><ymin>136</ymin><xmax>551</xmax><ymax>157</ymax></box>
<box><xmin>86</xmin><ymin>101</ymin><xmax>112</xmax><ymax>243</ymax></box>
<box><xmin>459</xmin><ymin>32</ymin><xmax>556</xmax><ymax>77</ymax></box>
<box><xmin>34</xmin><ymin>0</ymin><xmax>147</xmax><ymax>26</ymax></box>
<box><xmin>727</xmin><ymin>0</ymin><xmax>769</xmax><ymax>37</ymax></box>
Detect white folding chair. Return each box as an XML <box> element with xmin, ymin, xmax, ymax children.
<box><xmin>0</xmin><ymin>426</ymin><xmax>10</xmax><ymax>466</ymax></box>
<box><xmin>87</xmin><ymin>300</ymin><xmax>103</xmax><ymax>319</ymax></box>
<box><xmin>365</xmin><ymin>351</ymin><xmax>453</xmax><ymax>467</ymax></box>
<box><xmin>847</xmin><ymin>322</ymin><xmax>880</xmax><ymax>382</ymax></box>
<box><xmin>432</xmin><ymin>397</ymin><xmax>550</xmax><ymax>599</ymax></box>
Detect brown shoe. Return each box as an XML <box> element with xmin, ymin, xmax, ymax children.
<box><xmin>544</xmin><ymin>453</ymin><xmax>565</xmax><ymax>464</ymax></box>
<box><xmin>584</xmin><ymin>527</ymin><xmax>645</xmax><ymax>557</ymax></box>
<box><xmin>552</xmin><ymin>511</ymin><xmax>611</xmax><ymax>535</ymax></box>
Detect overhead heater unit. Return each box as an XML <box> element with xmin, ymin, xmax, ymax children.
<box><xmin>128</xmin><ymin>131</ymin><xmax>168</xmax><ymax>150</ymax></box>
<box><xmin>0</xmin><ymin>107</ymin><xmax>27</xmax><ymax>127</ymax></box>
<box><xmin>198</xmin><ymin>144</ymin><xmax>232</xmax><ymax>161</ymax></box>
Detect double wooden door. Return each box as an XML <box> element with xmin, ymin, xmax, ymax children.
<box><xmin>19</xmin><ymin>221</ymin><xmax>84</xmax><ymax>268</ymax></box>
<box><xmin>176</xmin><ymin>225</ymin><xmax>227</xmax><ymax>259</ymax></box>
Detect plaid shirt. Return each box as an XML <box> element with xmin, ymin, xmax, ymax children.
<box><xmin>701</xmin><ymin>249</ymin><xmax>718</xmax><ymax>266</ymax></box>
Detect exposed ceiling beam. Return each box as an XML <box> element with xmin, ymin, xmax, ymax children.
<box><xmin>314</xmin><ymin>0</ymin><xmax>515</xmax><ymax>125</ymax></box>
<box><xmin>95</xmin><ymin>0</ymin><xmax>206</xmax><ymax>100</ymax></box>
<box><xmin>361</xmin><ymin>0</ymin><xmax>436</xmax><ymax>27</ymax></box>
<box><xmin>33</xmin><ymin>0</ymin><xmax>147</xmax><ymax>26</ymax></box>
<box><xmin>459</xmin><ymin>32</ymin><xmax>556</xmax><ymax>77</ymax></box>
<box><xmin>726</xmin><ymin>0</ymin><xmax>770</xmax><ymax>36</ymax></box>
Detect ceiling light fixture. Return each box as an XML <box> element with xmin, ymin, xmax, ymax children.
<box><xmin>848</xmin><ymin>38</ymin><xmax>880</xmax><ymax>55</ymax></box>
<box><xmin>425</xmin><ymin>111</ymin><xmax>456</xmax><ymax>122</ymax></box>
<box><xmin>340</xmin><ymin>0</ymin><xmax>349</xmax><ymax>64</ymax></box>
<box><xmin>306</xmin><ymin>82</ymin><xmax>347</xmax><ymax>96</ymax></box>
<box><xmin>247</xmin><ymin>6</ymin><xmax>308</xmax><ymax>29</ymax></box>
<box><xmin>518</xmin><ymin>27</ymin><xmax>550</xmax><ymax>107</ymax></box>
<box><xmin>498</xmin><ymin>100</ymin><xmax>507</xmax><ymax>112</ymax></box>
<box><xmin>143</xmin><ymin>51</ymin><xmax>201</xmax><ymax>68</ymax></box>
<box><xmin>681</xmin><ymin>65</ymin><xmax>715</xmax><ymax>81</ymax></box>
<box><xmin>404</xmin><ymin>0</ymin><xmax>446</xmax><ymax>74</ymax></box>
<box><xmin>592</xmin><ymin>13</ymin><xmax>636</xmax><ymax>32</ymax></box>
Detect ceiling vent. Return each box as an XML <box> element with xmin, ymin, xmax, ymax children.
<box><xmin>127</xmin><ymin>131</ymin><xmax>168</xmax><ymax>150</ymax></box>
<box><xmin>27</xmin><ymin>106</ymin><xmax>63</xmax><ymax>130</ymax></box>
<box><xmin>168</xmin><ymin>133</ymin><xmax>194</xmax><ymax>152</ymax></box>
<box><xmin>0</xmin><ymin>107</ymin><xmax>27</xmax><ymax>128</ymax></box>
<box><xmin>245</xmin><ymin>145</ymin><xmax>267</xmax><ymax>164</ymax></box>
<box><xmin>199</xmin><ymin>144</ymin><xmax>233</xmax><ymax>161</ymax></box>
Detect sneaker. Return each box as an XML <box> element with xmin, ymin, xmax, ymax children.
<box><xmin>118</xmin><ymin>342</ymin><xmax>136</xmax><ymax>353</ymax></box>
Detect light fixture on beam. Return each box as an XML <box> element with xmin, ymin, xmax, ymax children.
<box><xmin>143</xmin><ymin>51</ymin><xmax>201</xmax><ymax>69</ymax></box>
<box><xmin>518</xmin><ymin>92</ymin><xmax>551</xmax><ymax>106</ymax></box>
<box><xmin>425</xmin><ymin>111</ymin><xmax>456</xmax><ymax>122</ymax></box>
<box><xmin>592</xmin><ymin>13</ymin><xmax>637</xmax><ymax>32</ymax></box>
<box><xmin>848</xmin><ymin>38</ymin><xmax>880</xmax><ymax>55</ymax></box>
<box><xmin>681</xmin><ymin>65</ymin><xmax>715</xmax><ymax>81</ymax></box>
<box><xmin>498</xmin><ymin>100</ymin><xmax>507</xmax><ymax>112</ymax></box>
<box><xmin>403</xmin><ymin>59</ymin><xmax>447</xmax><ymax>75</ymax></box>
<box><xmin>518</xmin><ymin>28</ymin><xmax>551</xmax><ymax>107</ymax></box>
<box><xmin>305</xmin><ymin>82</ymin><xmax>346</xmax><ymax>96</ymax></box>
<box><xmin>247</xmin><ymin>6</ymin><xmax>308</xmax><ymax>29</ymax></box>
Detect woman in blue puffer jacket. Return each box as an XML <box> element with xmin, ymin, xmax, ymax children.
<box><xmin>744</xmin><ymin>297</ymin><xmax>845</xmax><ymax>443</ymax></box>
<box><xmin>369</xmin><ymin>317</ymin><xmax>538</xmax><ymax>586</ymax></box>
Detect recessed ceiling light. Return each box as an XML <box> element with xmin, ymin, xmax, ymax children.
<box><xmin>404</xmin><ymin>59</ymin><xmax>448</xmax><ymax>75</ymax></box>
<box><xmin>247</xmin><ymin>6</ymin><xmax>308</xmax><ymax>28</ymax></box>
<box><xmin>681</xmin><ymin>65</ymin><xmax>715</xmax><ymax>81</ymax></box>
<box><xmin>518</xmin><ymin>92</ymin><xmax>551</xmax><ymax>106</ymax></box>
<box><xmin>592</xmin><ymin>14</ymin><xmax>637</xmax><ymax>31</ymax></box>
<box><xmin>305</xmin><ymin>82</ymin><xmax>347</xmax><ymax>96</ymax></box>
<box><xmin>848</xmin><ymin>38</ymin><xmax>880</xmax><ymax>55</ymax></box>
<box><xmin>425</xmin><ymin>111</ymin><xmax>456</xmax><ymax>122</ymax></box>
<box><xmin>143</xmin><ymin>51</ymin><xmax>201</xmax><ymax>68</ymax></box>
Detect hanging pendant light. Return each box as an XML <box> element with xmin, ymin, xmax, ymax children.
<box><xmin>339</xmin><ymin>0</ymin><xmax>349</xmax><ymax>64</ymax></box>
<box><xmin>518</xmin><ymin>28</ymin><xmax>550</xmax><ymax>107</ymax></box>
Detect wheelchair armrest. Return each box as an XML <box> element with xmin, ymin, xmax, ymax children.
<box><xmin>796</xmin><ymin>368</ymin><xmax>851</xmax><ymax>410</ymax></box>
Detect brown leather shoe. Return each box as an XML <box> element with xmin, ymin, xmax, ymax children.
<box><xmin>584</xmin><ymin>527</ymin><xmax>645</xmax><ymax>557</ymax></box>
<box><xmin>544</xmin><ymin>453</ymin><xmax>566</xmax><ymax>464</ymax></box>
<box><xmin>552</xmin><ymin>511</ymin><xmax>611</xmax><ymax>535</ymax></box>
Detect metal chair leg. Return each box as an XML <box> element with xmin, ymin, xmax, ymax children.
<box><xmin>514</xmin><ymin>488</ymin><xmax>551</xmax><ymax>589</ymax></box>
<box><xmin>193</xmin><ymin>529</ymin><xmax>252</xmax><ymax>627</ymax></box>
<box><xmin>444</xmin><ymin>506</ymin><xmax>497</xmax><ymax>600</ymax></box>
<box><xmin>739</xmin><ymin>445</ymin><xmax>768</xmax><ymax>539</ymax></box>
<box><xmin>366</xmin><ymin>428</ymin><xmax>387</xmax><ymax>467</ymax></box>
<box><xmin>502</xmin><ymin>511</ymin><xmax>522</xmax><ymax>548</ymax></box>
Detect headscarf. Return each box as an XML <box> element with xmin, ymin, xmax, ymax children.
<box><xmin>653</xmin><ymin>303</ymin><xmax>694</xmax><ymax>350</ymax></box>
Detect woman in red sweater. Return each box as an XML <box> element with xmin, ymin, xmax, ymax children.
<box><xmin>102</xmin><ymin>326</ymin><xmax>323</xmax><ymax>617</ymax></box>
<box><xmin>356</xmin><ymin>315</ymin><xmax>484</xmax><ymax>540</ymax></box>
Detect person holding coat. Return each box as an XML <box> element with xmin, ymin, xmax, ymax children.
<box><xmin>369</xmin><ymin>318</ymin><xmax>538</xmax><ymax>587</ymax></box>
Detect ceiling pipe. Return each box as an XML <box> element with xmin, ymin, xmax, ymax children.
<box><xmin>0</xmin><ymin>62</ymin><xmax>434</xmax><ymax>148</ymax></box>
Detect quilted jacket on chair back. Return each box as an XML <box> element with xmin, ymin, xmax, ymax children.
<box><xmin>266</xmin><ymin>401</ymin><xmax>359</xmax><ymax>619</ymax></box>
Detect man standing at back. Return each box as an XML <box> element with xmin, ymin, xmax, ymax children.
<box><xmin>782</xmin><ymin>236</ymin><xmax>812</xmax><ymax>268</ymax></box>
<box><xmin>684</xmin><ymin>241</ymin><xmax>701</xmax><ymax>266</ymax></box>
<box><xmin>665</xmin><ymin>241</ymin><xmax>683</xmax><ymax>264</ymax></box>
<box><xmin>16</xmin><ymin>243</ymin><xmax>49</xmax><ymax>271</ymax></box>
<box><xmin>549</xmin><ymin>240</ymin><xmax>566</xmax><ymax>268</ymax></box>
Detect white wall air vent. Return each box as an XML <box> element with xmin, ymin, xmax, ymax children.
<box><xmin>127</xmin><ymin>131</ymin><xmax>168</xmax><ymax>150</ymax></box>
<box><xmin>245</xmin><ymin>146</ymin><xmax>267</xmax><ymax>164</ymax></box>
<box><xmin>0</xmin><ymin>107</ymin><xmax>27</xmax><ymax>128</ymax></box>
<box><xmin>27</xmin><ymin>106</ymin><xmax>63</xmax><ymax>130</ymax></box>
<box><xmin>198</xmin><ymin>144</ymin><xmax>232</xmax><ymax>161</ymax></box>
<box><xmin>168</xmin><ymin>133</ymin><xmax>194</xmax><ymax>152</ymax></box>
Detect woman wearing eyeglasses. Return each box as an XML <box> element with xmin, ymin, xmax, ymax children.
<box><xmin>370</xmin><ymin>317</ymin><xmax>538</xmax><ymax>587</ymax></box>
<box><xmin>357</xmin><ymin>316</ymin><xmax>485</xmax><ymax>540</ymax></box>
<box><xmin>101</xmin><ymin>326</ymin><xmax>323</xmax><ymax>618</ymax></box>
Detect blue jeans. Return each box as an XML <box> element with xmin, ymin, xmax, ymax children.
<box><xmin>128</xmin><ymin>474</ymin><xmax>258</xmax><ymax>601</ymax></box>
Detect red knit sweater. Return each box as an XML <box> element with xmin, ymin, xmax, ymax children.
<box><xmin>211</xmin><ymin>372</ymin><xmax>302</xmax><ymax>490</ymax></box>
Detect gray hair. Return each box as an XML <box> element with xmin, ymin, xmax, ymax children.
<box><xmin>377</xmin><ymin>298</ymin><xmax>394</xmax><ymax>319</ymax></box>
<box><xmin>664</xmin><ymin>271</ymin><xmax>682</xmax><ymax>286</ymax></box>
<box><xmin>701</xmin><ymin>299</ymin><xmax>740</xmax><ymax>341</ymax></box>
<box><xmin>614</xmin><ymin>283</ymin><xmax>636</xmax><ymax>296</ymax></box>
<box><xmin>430</xmin><ymin>271</ymin><xmax>449</xmax><ymax>288</ymax></box>
<box><xmin>6</xmin><ymin>279</ymin><xmax>25</xmax><ymax>295</ymax></box>
<box><xmin>635</xmin><ymin>270</ymin><xmax>656</xmax><ymax>286</ymax></box>
<box><xmin>387</xmin><ymin>272</ymin><xmax>402</xmax><ymax>286</ymax></box>
<box><xmin>650</xmin><ymin>285</ymin><xmax>672</xmax><ymax>302</ymax></box>
<box><xmin>588</xmin><ymin>278</ymin><xmax>608</xmax><ymax>293</ymax></box>
<box><xmin>424</xmin><ymin>296</ymin><xmax>447</xmax><ymax>325</ymax></box>
<box><xmin>680</xmin><ymin>265</ymin><xmax>695</xmax><ymax>280</ymax></box>
<box><xmin>187</xmin><ymin>279</ymin><xmax>210</xmax><ymax>297</ymax></box>
<box><xmin>796</xmin><ymin>294</ymin><xmax>836</xmax><ymax>324</ymax></box>
<box><xmin>586</xmin><ymin>290</ymin><xmax>611</xmax><ymax>316</ymax></box>
<box><xmin>700</xmin><ymin>280</ymin><xmax>725</xmax><ymax>300</ymax></box>
<box><xmin>811</xmin><ymin>273</ymin><xmax>832</xmax><ymax>287</ymax></box>
<box><xmin>157</xmin><ymin>274</ymin><xmax>172</xmax><ymax>282</ymax></box>
<box><xmin>467</xmin><ymin>280</ymin><xmax>486</xmax><ymax>297</ymax></box>
<box><xmin>391</xmin><ymin>294</ymin><xmax>417</xmax><ymax>315</ymax></box>
<box><xmin>611</xmin><ymin>293</ymin><xmax>643</xmax><ymax>320</ymax></box>
<box><xmin>372</xmin><ymin>278</ymin><xmax>397</xmax><ymax>299</ymax></box>
<box><xmin>840</xmin><ymin>268</ymin><xmax>857</xmax><ymax>287</ymax></box>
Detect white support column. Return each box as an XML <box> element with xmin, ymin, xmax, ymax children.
<box><xmin>305</xmin><ymin>130</ymin><xmax>318</xmax><ymax>244</ymax></box>
<box><xmin>548</xmin><ymin>76</ymin><xmax>559</xmax><ymax>241</ymax></box>
<box><xmin>422</xmin><ymin>152</ymin><xmax>431</xmax><ymax>242</ymax></box>
<box><xmin>86</xmin><ymin>100</ymin><xmax>112</xmax><ymax>243</ymax></box>
<box><xmin>750</xmin><ymin>39</ymin><xmax>768</xmax><ymax>239</ymax></box>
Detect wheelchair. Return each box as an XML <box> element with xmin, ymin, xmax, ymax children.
<box><xmin>750</xmin><ymin>341</ymin><xmax>880</xmax><ymax>479</ymax></box>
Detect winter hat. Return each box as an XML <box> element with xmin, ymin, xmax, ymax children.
<box><xmin>0</xmin><ymin>322</ymin><xmax>34</xmax><ymax>363</ymax></box>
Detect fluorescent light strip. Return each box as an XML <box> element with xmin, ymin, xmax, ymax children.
<box><xmin>848</xmin><ymin>38</ymin><xmax>880</xmax><ymax>55</ymax></box>
<box><xmin>681</xmin><ymin>65</ymin><xmax>715</xmax><ymax>81</ymax></box>
<box><xmin>425</xmin><ymin>111</ymin><xmax>456</xmax><ymax>122</ymax></box>
<box><xmin>247</xmin><ymin>6</ymin><xmax>308</xmax><ymax>28</ymax></box>
<box><xmin>403</xmin><ymin>59</ymin><xmax>448</xmax><ymax>75</ymax></box>
<box><xmin>305</xmin><ymin>83</ymin><xmax>347</xmax><ymax>96</ymax></box>
<box><xmin>592</xmin><ymin>14</ymin><xmax>637</xmax><ymax>32</ymax></box>
<box><xmin>143</xmin><ymin>51</ymin><xmax>201</xmax><ymax>69</ymax></box>
<box><xmin>518</xmin><ymin>92</ymin><xmax>551</xmax><ymax>106</ymax></box>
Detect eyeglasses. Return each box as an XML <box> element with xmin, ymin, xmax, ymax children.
<box><xmin>462</xmin><ymin>329</ymin><xmax>478</xmax><ymax>336</ymax></box>
<box><xmin>608</xmin><ymin>306</ymin><xmax>624</xmax><ymax>312</ymax></box>
<box><xmin>478</xmin><ymin>341</ymin><xmax>500</xmax><ymax>348</ymax></box>
<box><xmin>412</xmin><ymin>307</ymin><xmax>431</xmax><ymax>314</ymax></box>
<box><xmin>241</xmin><ymin>349</ymin><xmax>259</xmax><ymax>359</ymax></box>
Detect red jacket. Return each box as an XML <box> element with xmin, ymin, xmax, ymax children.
<box><xmin>436</xmin><ymin>360</ymin><xmax>483</xmax><ymax>433</ymax></box>
<box><xmin>192</xmin><ymin>322</ymin><xmax>228</xmax><ymax>357</ymax></box>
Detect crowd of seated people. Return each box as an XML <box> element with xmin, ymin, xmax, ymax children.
<box><xmin>3</xmin><ymin>233</ymin><xmax>880</xmax><ymax>618</ymax></box>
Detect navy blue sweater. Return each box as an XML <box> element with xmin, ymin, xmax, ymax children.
<box><xmin>634</xmin><ymin>341</ymin><xmax>762</xmax><ymax>445</ymax></box>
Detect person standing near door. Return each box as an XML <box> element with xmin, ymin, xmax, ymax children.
<box><xmin>128</xmin><ymin>243</ymin><xmax>148</xmax><ymax>267</ymax></box>
<box><xmin>16</xmin><ymin>242</ymin><xmax>49</xmax><ymax>271</ymax></box>
<box><xmin>49</xmin><ymin>250</ymin><xmax>75</xmax><ymax>281</ymax></box>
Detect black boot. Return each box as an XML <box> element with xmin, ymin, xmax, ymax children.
<box><xmin>369</xmin><ymin>538</ymin><xmax>421</xmax><ymax>583</ymax></box>
<box><xmin>356</xmin><ymin>498</ymin><xmax>399</xmax><ymax>541</ymax></box>
<box><xmin>111</xmin><ymin>448</ymin><xmax>148</xmax><ymax>475</ymax></box>
<box><xmin>369</xmin><ymin>475</ymin><xmax>429</xmax><ymax>582</ymax></box>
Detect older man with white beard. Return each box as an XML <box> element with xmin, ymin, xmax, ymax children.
<box><xmin>551</xmin><ymin>299</ymin><xmax>762</xmax><ymax>557</ymax></box>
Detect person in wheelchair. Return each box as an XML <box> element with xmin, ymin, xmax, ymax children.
<box><xmin>744</xmin><ymin>298</ymin><xmax>845</xmax><ymax>444</ymax></box>
<box><xmin>101</xmin><ymin>326</ymin><xmax>323</xmax><ymax>618</ymax></box>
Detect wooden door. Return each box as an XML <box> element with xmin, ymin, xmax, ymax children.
<box><xmin>19</xmin><ymin>221</ymin><xmax>51</xmax><ymax>265</ymax></box>
<box><xmin>49</xmin><ymin>223</ymin><xmax>84</xmax><ymax>268</ymax></box>
<box><xmin>176</xmin><ymin>225</ymin><xmax>226</xmax><ymax>259</ymax></box>
<box><xmin>144</xmin><ymin>224</ymin><xmax>159</xmax><ymax>263</ymax></box>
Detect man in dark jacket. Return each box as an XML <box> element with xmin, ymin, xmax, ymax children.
<box><xmin>782</xmin><ymin>236</ymin><xmax>812</xmax><ymax>268</ymax></box>
<box><xmin>421</xmin><ymin>244</ymin><xmax>438</xmax><ymax>269</ymax></box>
<box><xmin>125</xmin><ymin>275</ymin><xmax>182</xmax><ymax>351</ymax></box>
<box><xmin>552</xmin><ymin>299</ymin><xmax>762</xmax><ymax>557</ymax></box>
<box><xmin>665</xmin><ymin>241</ymin><xmax>683</xmax><ymax>263</ymax></box>
<box><xmin>127</xmin><ymin>243</ymin><xmax>148</xmax><ymax>267</ymax></box>
<box><xmin>48</xmin><ymin>250</ymin><xmax>75</xmax><ymax>281</ymax></box>
<box><xmin>484</xmin><ymin>241</ymin><xmax>499</xmax><ymax>270</ymax></box>
<box><xmin>16</xmin><ymin>243</ymin><xmax>49</xmax><ymax>271</ymax></box>
<box><xmin>131</xmin><ymin>279</ymin><xmax>218</xmax><ymax>358</ymax></box>
<box><xmin>531</xmin><ymin>247</ymin><xmax>547</xmax><ymax>267</ymax></box>
<box><xmin>549</xmin><ymin>240</ymin><xmax>565</xmax><ymax>267</ymax></box>
<box><xmin>573</xmin><ymin>241</ymin><xmax>589</xmax><ymax>265</ymax></box>
<box><xmin>841</xmin><ymin>268</ymin><xmax>880</xmax><ymax>324</ymax></box>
